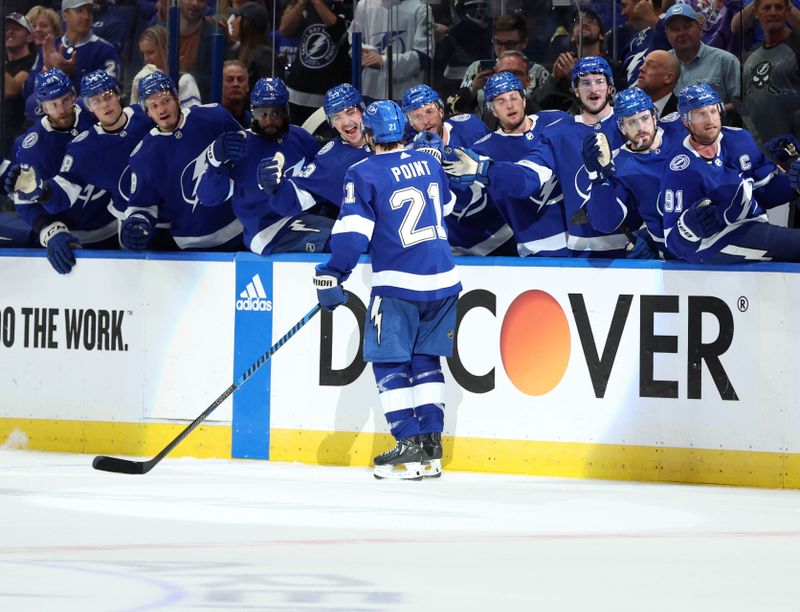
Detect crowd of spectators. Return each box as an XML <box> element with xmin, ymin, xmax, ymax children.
<box><xmin>2</xmin><ymin>0</ymin><xmax>800</xmax><ymax>266</ymax></box>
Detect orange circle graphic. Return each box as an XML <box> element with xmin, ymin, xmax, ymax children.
<box><xmin>500</xmin><ymin>290</ymin><xmax>571</xmax><ymax>396</ymax></box>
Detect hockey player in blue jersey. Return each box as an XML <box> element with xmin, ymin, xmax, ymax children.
<box><xmin>8</xmin><ymin>68</ymin><xmax>115</xmax><ymax>274</ymax></box>
<box><xmin>580</xmin><ymin>86</ymin><xmax>685</xmax><ymax>257</ymax></box>
<box><xmin>197</xmin><ymin>77</ymin><xmax>323</xmax><ymax>254</ymax></box>
<box><xmin>445</xmin><ymin>56</ymin><xmax>632</xmax><ymax>258</ymax></box>
<box><xmin>121</xmin><ymin>71</ymin><xmax>244</xmax><ymax>251</ymax></box>
<box><xmin>313</xmin><ymin>100</ymin><xmax>460</xmax><ymax>480</ymax></box>
<box><xmin>661</xmin><ymin>83</ymin><xmax>800</xmax><ymax>263</ymax></box>
<box><xmin>470</xmin><ymin>72</ymin><xmax>571</xmax><ymax>256</ymax></box>
<box><xmin>256</xmin><ymin>83</ymin><xmax>372</xmax><ymax>221</ymax></box>
<box><xmin>401</xmin><ymin>82</ymin><xmax>516</xmax><ymax>256</ymax></box>
<box><xmin>12</xmin><ymin>70</ymin><xmax>153</xmax><ymax>228</ymax></box>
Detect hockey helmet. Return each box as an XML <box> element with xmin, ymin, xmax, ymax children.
<box><xmin>251</xmin><ymin>77</ymin><xmax>289</xmax><ymax>108</ymax></box>
<box><xmin>323</xmin><ymin>83</ymin><xmax>365</xmax><ymax>124</ymax></box>
<box><xmin>613</xmin><ymin>86</ymin><xmax>655</xmax><ymax>127</ymax></box>
<box><xmin>361</xmin><ymin>100</ymin><xmax>406</xmax><ymax>144</ymax></box>
<box><xmin>484</xmin><ymin>71</ymin><xmax>525</xmax><ymax>103</ymax></box>
<box><xmin>677</xmin><ymin>82</ymin><xmax>723</xmax><ymax>120</ymax></box>
<box><xmin>35</xmin><ymin>68</ymin><xmax>74</xmax><ymax>103</ymax></box>
<box><xmin>137</xmin><ymin>70</ymin><xmax>177</xmax><ymax>106</ymax></box>
<box><xmin>571</xmin><ymin>56</ymin><xmax>613</xmax><ymax>89</ymax></box>
<box><xmin>401</xmin><ymin>84</ymin><xmax>442</xmax><ymax>114</ymax></box>
<box><xmin>80</xmin><ymin>69</ymin><xmax>119</xmax><ymax>99</ymax></box>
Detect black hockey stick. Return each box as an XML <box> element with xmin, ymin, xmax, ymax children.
<box><xmin>92</xmin><ymin>303</ymin><xmax>322</xmax><ymax>475</ymax></box>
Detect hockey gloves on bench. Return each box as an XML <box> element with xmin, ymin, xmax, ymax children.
<box><xmin>313</xmin><ymin>264</ymin><xmax>348</xmax><ymax>311</ymax></box>
<box><xmin>206</xmin><ymin>131</ymin><xmax>247</xmax><ymax>168</ymax></box>
<box><xmin>411</xmin><ymin>130</ymin><xmax>444</xmax><ymax>164</ymax></box>
<box><xmin>6</xmin><ymin>163</ymin><xmax>50</xmax><ymax>202</ymax></box>
<box><xmin>582</xmin><ymin>133</ymin><xmax>614</xmax><ymax>181</ymax></box>
<box><xmin>40</xmin><ymin>221</ymin><xmax>80</xmax><ymax>274</ymax></box>
<box><xmin>121</xmin><ymin>211</ymin><xmax>156</xmax><ymax>251</ymax></box>
<box><xmin>443</xmin><ymin>148</ymin><xmax>491</xmax><ymax>186</ymax></box>
<box><xmin>765</xmin><ymin>134</ymin><xmax>800</xmax><ymax>166</ymax></box>
<box><xmin>675</xmin><ymin>199</ymin><xmax>722</xmax><ymax>242</ymax></box>
<box><xmin>256</xmin><ymin>152</ymin><xmax>286</xmax><ymax>192</ymax></box>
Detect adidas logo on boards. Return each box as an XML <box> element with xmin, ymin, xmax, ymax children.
<box><xmin>236</xmin><ymin>274</ymin><xmax>273</xmax><ymax>311</ymax></box>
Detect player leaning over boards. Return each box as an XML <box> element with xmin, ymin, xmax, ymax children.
<box><xmin>313</xmin><ymin>100</ymin><xmax>461</xmax><ymax>480</ymax></box>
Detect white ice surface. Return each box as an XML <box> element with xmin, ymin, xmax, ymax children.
<box><xmin>2</xmin><ymin>449</ymin><xmax>800</xmax><ymax>611</ymax></box>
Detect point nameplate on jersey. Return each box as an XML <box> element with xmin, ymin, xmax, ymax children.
<box><xmin>390</xmin><ymin>158</ymin><xmax>433</xmax><ymax>183</ymax></box>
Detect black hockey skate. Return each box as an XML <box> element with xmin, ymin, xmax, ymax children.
<box><xmin>373</xmin><ymin>436</ymin><xmax>422</xmax><ymax>480</ymax></box>
<box><xmin>420</xmin><ymin>432</ymin><xmax>442</xmax><ymax>478</ymax></box>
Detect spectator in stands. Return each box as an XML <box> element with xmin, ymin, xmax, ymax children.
<box><xmin>278</xmin><ymin>0</ymin><xmax>351</xmax><ymax>125</ymax></box>
<box><xmin>434</xmin><ymin>0</ymin><xmax>492</xmax><ymax>90</ymax></box>
<box><xmin>4</xmin><ymin>12</ymin><xmax>35</xmax><ymax>155</ymax></box>
<box><xmin>26</xmin><ymin>5</ymin><xmax>61</xmax><ymax>51</ymax></box>
<box><xmin>636</xmin><ymin>49</ymin><xmax>680</xmax><ymax>116</ymax></box>
<box><xmin>133</xmin><ymin>25</ymin><xmax>200</xmax><ymax>107</ymax></box>
<box><xmin>23</xmin><ymin>0</ymin><xmax>121</xmax><ymax>120</ymax></box>
<box><xmin>91</xmin><ymin>0</ymin><xmax>126</xmax><ymax>57</ymax></box>
<box><xmin>231</xmin><ymin>1</ymin><xmax>284</xmax><ymax>89</ymax></box>
<box><xmin>349</xmin><ymin>0</ymin><xmax>434</xmax><ymax>101</ymax></box>
<box><xmin>665</xmin><ymin>3</ymin><xmax>740</xmax><ymax>107</ymax></box>
<box><xmin>742</xmin><ymin>0</ymin><xmax>800</xmax><ymax>143</ymax></box>
<box><xmin>731</xmin><ymin>0</ymin><xmax>800</xmax><ymax>55</ymax></box>
<box><xmin>532</xmin><ymin>9</ymin><xmax>625</xmax><ymax>112</ymax></box>
<box><xmin>221</xmin><ymin>59</ymin><xmax>252</xmax><ymax>127</ymax></box>
<box><xmin>453</xmin><ymin>13</ymin><xmax>532</xmax><ymax>112</ymax></box>
<box><xmin>618</xmin><ymin>0</ymin><xmax>671</xmax><ymax>86</ymax></box>
<box><xmin>166</xmin><ymin>0</ymin><xmax>223</xmax><ymax>100</ymax></box>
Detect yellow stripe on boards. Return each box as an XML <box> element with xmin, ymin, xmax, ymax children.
<box><xmin>0</xmin><ymin>418</ymin><xmax>231</xmax><ymax>459</ymax></box>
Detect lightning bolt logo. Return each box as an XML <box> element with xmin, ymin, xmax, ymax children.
<box><xmin>180</xmin><ymin>152</ymin><xmax>208</xmax><ymax>211</ymax></box>
<box><xmin>370</xmin><ymin>296</ymin><xmax>383</xmax><ymax>346</ymax></box>
<box><xmin>307</xmin><ymin>33</ymin><xmax>327</xmax><ymax>57</ymax></box>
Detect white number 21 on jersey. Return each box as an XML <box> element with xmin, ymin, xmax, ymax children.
<box><xmin>390</xmin><ymin>183</ymin><xmax>447</xmax><ymax>248</ymax></box>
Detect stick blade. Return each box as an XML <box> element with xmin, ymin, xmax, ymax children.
<box><xmin>92</xmin><ymin>455</ymin><xmax>149</xmax><ymax>475</ymax></box>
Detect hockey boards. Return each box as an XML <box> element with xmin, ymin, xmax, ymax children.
<box><xmin>92</xmin><ymin>303</ymin><xmax>322</xmax><ymax>475</ymax></box>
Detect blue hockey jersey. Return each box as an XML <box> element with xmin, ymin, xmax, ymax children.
<box><xmin>327</xmin><ymin>149</ymin><xmax>461</xmax><ymax>302</ymax></box>
<box><xmin>442</xmin><ymin>113</ymin><xmax>490</xmax><ymax>158</ymax></box>
<box><xmin>126</xmin><ymin>104</ymin><xmax>244</xmax><ymax>250</ymax></box>
<box><xmin>42</xmin><ymin>106</ymin><xmax>153</xmax><ymax>219</ymax></box>
<box><xmin>661</xmin><ymin>127</ymin><xmax>796</xmax><ymax>262</ymax></box>
<box><xmin>583</xmin><ymin>116</ymin><xmax>685</xmax><ymax>252</ymax></box>
<box><xmin>14</xmin><ymin>105</ymin><xmax>116</xmax><ymax>244</ymax></box>
<box><xmin>488</xmin><ymin>112</ymin><xmax>630</xmax><ymax>257</ymax></box>
<box><xmin>197</xmin><ymin>124</ymin><xmax>320</xmax><ymax>254</ymax></box>
<box><xmin>472</xmin><ymin>110</ymin><xmax>570</xmax><ymax>256</ymax></box>
<box><xmin>269</xmin><ymin>137</ymin><xmax>372</xmax><ymax>217</ymax></box>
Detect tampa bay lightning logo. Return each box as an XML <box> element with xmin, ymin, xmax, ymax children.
<box><xmin>300</xmin><ymin>24</ymin><xmax>337</xmax><ymax>69</ymax></box>
<box><xmin>373</xmin><ymin>30</ymin><xmax>407</xmax><ymax>54</ymax></box>
<box><xmin>669</xmin><ymin>154</ymin><xmax>690</xmax><ymax>171</ymax></box>
<box><xmin>573</xmin><ymin>164</ymin><xmax>595</xmax><ymax>204</ymax></box>
<box><xmin>179</xmin><ymin>151</ymin><xmax>208</xmax><ymax>209</ymax></box>
<box><xmin>118</xmin><ymin>165</ymin><xmax>133</xmax><ymax>202</ymax></box>
<box><xmin>21</xmin><ymin>132</ymin><xmax>38</xmax><ymax>149</ymax></box>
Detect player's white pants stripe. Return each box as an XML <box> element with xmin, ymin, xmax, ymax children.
<box><xmin>332</xmin><ymin>214</ymin><xmax>374</xmax><ymax>241</ymax></box>
<box><xmin>372</xmin><ymin>267</ymin><xmax>461</xmax><ymax>293</ymax></box>
<box><xmin>567</xmin><ymin>233</ymin><xmax>630</xmax><ymax>252</ymax></box>
<box><xmin>71</xmin><ymin>219</ymin><xmax>119</xmax><ymax>244</ymax></box>
<box><xmin>250</xmin><ymin>217</ymin><xmax>291</xmax><ymax>255</ymax></box>
<box><xmin>378</xmin><ymin>386</ymin><xmax>415</xmax><ymax>412</ymax></box>
<box><xmin>518</xmin><ymin>231</ymin><xmax>569</xmax><ymax>256</ymax></box>
<box><xmin>451</xmin><ymin>224</ymin><xmax>514</xmax><ymax>256</ymax></box>
<box><xmin>412</xmin><ymin>381</ymin><xmax>445</xmax><ymax>406</ymax></box>
<box><xmin>174</xmin><ymin>218</ymin><xmax>243</xmax><ymax>249</ymax></box>
<box><xmin>292</xmin><ymin>183</ymin><xmax>319</xmax><ymax>212</ymax></box>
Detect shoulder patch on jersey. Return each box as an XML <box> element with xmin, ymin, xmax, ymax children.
<box><xmin>450</xmin><ymin>114</ymin><xmax>471</xmax><ymax>122</ymax></box>
<box><xmin>72</xmin><ymin>130</ymin><xmax>89</xmax><ymax>143</ymax></box>
<box><xmin>60</xmin><ymin>155</ymin><xmax>73</xmax><ymax>173</ymax></box>
<box><xmin>317</xmin><ymin>141</ymin><xmax>334</xmax><ymax>155</ymax></box>
<box><xmin>473</xmin><ymin>133</ymin><xmax>492</xmax><ymax>145</ymax></box>
<box><xmin>21</xmin><ymin>132</ymin><xmax>38</xmax><ymax>149</ymax></box>
<box><xmin>130</xmin><ymin>140</ymin><xmax>143</xmax><ymax>157</ymax></box>
<box><xmin>660</xmin><ymin>112</ymin><xmax>680</xmax><ymax>122</ymax></box>
<box><xmin>669</xmin><ymin>154</ymin><xmax>690</xmax><ymax>171</ymax></box>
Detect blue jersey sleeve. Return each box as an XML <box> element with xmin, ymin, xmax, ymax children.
<box><xmin>326</xmin><ymin>165</ymin><xmax>373</xmax><ymax>280</ymax></box>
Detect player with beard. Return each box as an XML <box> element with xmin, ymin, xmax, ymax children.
<box><xmin>121</xmin><ymin>71</ymin><xmax>244</xmax><ymax>252</ymax></box>
<box><xmin>446</xmin><ymin>56</ymin><xmax>631</xmax><ymax>258</ymax></box>
<box><xmin>661</xmin><ymin>82</ymin><xmax>800</xmax><ymax>263</ymax></box>
<box><xmin>197</xmin><ymin>77</ymin><xmax>323</xmax><ymax>255</ymax></box>
<box><xmin>579</xmin><ymin>86</ymin><xmax>685</xmax><ymax>258</ymax></box>
<box><xmin>256</xmin><ymin>83</ymin><xmax>372</xmax><ymax>224</ymax></box>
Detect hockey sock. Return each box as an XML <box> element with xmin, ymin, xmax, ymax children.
<box><xmin>373</xmin><ymin>362</ymin><xmax>419</xmax><ymax>440</ymax></box>
<box><xmin>410</xmin><ymin>354</ymin><xmax>445</xmax><ymax>435</ymax></box>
